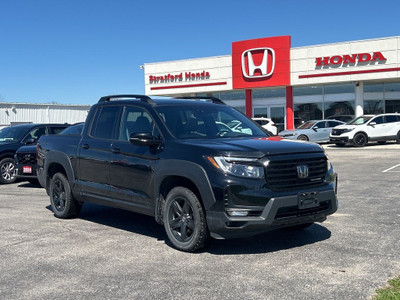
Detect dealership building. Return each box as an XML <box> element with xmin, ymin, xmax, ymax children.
<box><xmin>143</xmin><ymin>35</ymin><xmax>400</xmax><ymax>131</ymax></box>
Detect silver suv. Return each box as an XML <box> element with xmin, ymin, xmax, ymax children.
<box><xmin>330</xmin><ymin>113</ymin><xmax>400</xmax><ymax>147</ymax></box>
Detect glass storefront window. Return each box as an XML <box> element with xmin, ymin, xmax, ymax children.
<box><xmin>364</xmin><ymin>100</ymin><xmax>384</xmax><ymax>114</ymax></box>
<box><xmin>293</xmin><ymin>85</ymin><xmax>323</xmax><ymax>96</ymax></box>
<box><xmin>254</xmin><ymin>107</ymin><xmax>268</xmax><ymax>118</ymax></box>
<box><xmin>324</xmin><ymin>83</ymin><xmax>354</xmax><ymax>94</ymax></box>
<box><xmin>384</xmin><ymin>83</ymin><xmax>400</xmax><ymax>92</ymax></box>
<box><xmin>364</xmin><ymin>83</ymin><xmax>383</xmax><ymax>93</ymax></box>
<box><xmin>385</xmin><ymin>100</ymin><xmax>400</xmax><ymax>113</ymax></box>
<box><xmin>218</xmin><ymin>91</ymin><xmax>245</xmax><ymax>101</ymax></box>
<box><xmin>253</xmin><ymin>88</ymin><xmax>285</xmax><ymax>99</ymax></box>
<box><xmin>294</xmin><ymin>103</ymin><xmax>323</xmax><ymax>125</ymax></box>
<box><xmin>324</xmin><ymin>101</ymin><xmax>355</xmax><ymax>118</ymax></box>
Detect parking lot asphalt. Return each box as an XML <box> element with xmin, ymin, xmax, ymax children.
<box><xmin>1</xmin><ymin>143</ymin><xmax>400</xmax><ymax>300</ymax></box>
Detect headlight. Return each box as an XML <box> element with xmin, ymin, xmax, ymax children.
<box><xmin>280</xmin><ymin>132</ymin><xmax>297</xmax><ymax>137</ymax></box>
<box><xmin>342</xmin><ymin>128</ymin><xmax>354</xmax><ymax>133</ymax></box>
<box><xmin>207</xmin><ymin>156</ymin><xmax>264</xmax><ymax>178</ymax></box>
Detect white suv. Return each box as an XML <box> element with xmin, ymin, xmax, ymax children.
<box><xmin>330</xmin><ymin>113</ymin><xmax>400</xmax><ymax>147</ymax></box>
<box><xmin>252</xmin><ymin>117</ymin><xmax>278</xmax><ymax>135</ymax></box>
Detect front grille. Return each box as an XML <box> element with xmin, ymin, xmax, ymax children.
<box><xmin>266</xmin><ymin>154</ymin><xmax>327</xmax><ymax>191</ymax></box>
<box><xmin>331</xmin><ymin>129</ymin><xmax>346</xmax><ymax>136</ymax></box>
<box><xmin>16</xmin><ymin>153</ymin><xmax>36</xmax><ymax>165</ymax></box>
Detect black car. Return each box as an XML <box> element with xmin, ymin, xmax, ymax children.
<box><xmin>37</xmin><ymin>95</ymin><xmax>338</xmax><ymax>252</ymax></box>
<box><xmin>0</xmin><ymin>123</ymin><xmax>69</xmax><ymax>184</ymax></box>
<box><xmin>14</xmin><ymin>123</ymin><xmax>84</xmax><ymax>184</ymax></box>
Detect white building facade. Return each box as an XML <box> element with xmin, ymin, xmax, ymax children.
<box><xmin>144</xmin><ymin>35</ymin><xmax>400</xmax><ymax>131</ymax></box>
<box><xmin>0</xmin><ymin>102</ymin><xmax>90</xmax><ymax>128</ymax></box>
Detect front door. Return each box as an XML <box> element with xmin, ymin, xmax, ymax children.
<box><xmin>109</xmin><ymin>106</ymin><xmax>161</xmax><ymax>214</ymax></box>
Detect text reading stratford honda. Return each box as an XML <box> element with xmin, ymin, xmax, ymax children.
<box><xmin>37</xmin><ymin>95</ymin><xmax>338</xmax><ymax>252</ymax></box>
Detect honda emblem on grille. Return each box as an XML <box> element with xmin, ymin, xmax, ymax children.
<box><xmin>297</xmin><ymin>165</ymin><xmax>309</xmax><ymax>178</ymax></box>
<box><xmin>241</xmin><ymin>47</ymin><xmax>276</xmax><ymax>78</ymax></box>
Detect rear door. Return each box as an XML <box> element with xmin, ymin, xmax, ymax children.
<box><xmin>77</xmin><ymin>105</ymin><xmax>122</xmax><ymax>201</ymax></box>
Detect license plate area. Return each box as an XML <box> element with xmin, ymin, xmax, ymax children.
<box><xmin>23</xmin><ymin>166</ymin><xmax>32</xmax><ymax>174</ymax></box>
<box><xmin>298</xmin><ymin>192</ymin><xmax>319</xmax><ymax>209</ymax></box>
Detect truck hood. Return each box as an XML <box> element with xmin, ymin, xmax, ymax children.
<box><xmin>179</xmin><ymin>136</ymin><xmax>324</xmax><ymax>158</ymax></box>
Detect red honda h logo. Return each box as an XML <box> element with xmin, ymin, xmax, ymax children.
<box><xmin>241</xmin><ymin>47</ymin><xmax>275</xmax><ymax>79</ymax></box>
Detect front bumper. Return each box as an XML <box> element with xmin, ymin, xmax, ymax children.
<box><xmin>15</xmin><ymin>165</ymin><xmax>38</xmax><ymax>179</ymax></box>
<box><xmin>206</xmin><ymin>188</ymin><xmax>338</xmax><ymax>239</ymax></box>
<box><xmin>329</xmin><ymin>136</ymin><xmax>349</xmax><ymax>143</ymax></box>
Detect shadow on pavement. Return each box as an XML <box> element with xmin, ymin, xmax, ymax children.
<box><xmin>47</xmin><ymin>202</ymin><xmax>331</xmax><ymax>255</ymax></box>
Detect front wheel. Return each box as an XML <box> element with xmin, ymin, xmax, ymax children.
<box><xmin>49</xmin><ymin>173</ymin><xmax>81</xmax><ymax>218</ymax></box>
<box><xmin>163</xmin><ymin>187</ymin><xmax>209</xmax><ymax>252</ymax></box>
<box><xmin>396</xmin><ymin>131</ymin><xmax>400</xmax><ymax>143</ymax></box>
<box><xmin>352</xmin><ymin>133</ymin><xmax>368</xmax><ymax>147</ymax></box>
<box><xmin>297</xmin><ymin>135</ymin><xmax>309</xmax><ymax>141</ymax></box>
<box><xmin>0</xmin><ymin>157</ymin><xmax>17</xmax><ymax>184</ymax></box>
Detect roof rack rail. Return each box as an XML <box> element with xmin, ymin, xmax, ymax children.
<box><xmin>174</xmin><ymin>96</ymin><xmax>225</xmax><ymax>105</ymax></box>
<box><xmin>98</xmin><ymin>94</ymin><xmax>154</xmax><ymax>104</ymax></box>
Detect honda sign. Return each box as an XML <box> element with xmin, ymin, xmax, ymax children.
<box><xmin>232</xmin><ymin>36</ymin><xmax>291</xmax><ymax>89</ymax></box>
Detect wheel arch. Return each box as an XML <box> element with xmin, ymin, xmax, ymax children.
<box><xmin>43</xmin><ymin>151</ymin><xmax>75</xmax><ymax>193</ymax></box>
<box><xmin>153</xmin><ymin>160</ymin><xmax>216</xmax><ymax>224</ymax></box>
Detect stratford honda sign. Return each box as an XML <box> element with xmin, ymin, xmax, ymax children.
<box><xmin>232</xmin><ymin>36</ymin><xmax>291</xmax><ymax>89</ymax></box>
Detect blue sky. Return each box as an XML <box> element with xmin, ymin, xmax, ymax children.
<box><xmin>1</xmin><ymin>0</ymin><xmax>399</xmax><ymax>105</ymax></box>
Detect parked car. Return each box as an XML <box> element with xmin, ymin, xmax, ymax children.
<box><xmin>279</xmin><ymin>120</ymin><xmax>344</xmax><ymax>143</ymax></box>
<box><xmin>0</xmin><ymin>123</ymin><xmax>69</xmax><ymax>184</ymax></box>
<box><xmin>37</xmin><ymin>94</ymin><xmax>338</xmax><ymax>252</ymax></box>
<box><xmin>15</xmin><ymin>123</ymin><xmax>83</xmax><ymax>183</ymax></box>
<box><xmin>326</xmin><ymin>115</ymin><xmax>354</xmax><ymax>123</ymax></box>
<box><xmin>252</xmin><ymin>117</ymin><xmax>278</xmax><ymax>135</ymax></box>
<box><xmin>330</xmin><ymin>113</ymin><xmax>400</xmax><ymax>147</ymax></box>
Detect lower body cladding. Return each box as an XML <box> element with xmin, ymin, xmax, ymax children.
<box><xmin>206</xmin><ymin>187</ymin><xmax>338</xmax><ymax>239</ymax></box>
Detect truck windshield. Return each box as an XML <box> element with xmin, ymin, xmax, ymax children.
<box><xmin>0</xmin><ymin>126</ymin><xmax>27</xmax><ymax>142</ymax></box>
<box><xmin>156</xmin><ymin>104</ymin><xmax>267</xmax><ymax>139</ymax></box>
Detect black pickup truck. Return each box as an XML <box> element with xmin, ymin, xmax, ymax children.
<box><xmin>37</xmin><ymin>95</ymin><xmax>338</xmax><ymax>252</ymax></box>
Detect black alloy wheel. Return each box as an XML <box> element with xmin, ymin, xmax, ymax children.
<box><xmin>0</xmin><ymin>158</ymin><xmax>17</xmax><ymax>184</ymax></box>
<box><xmin>353</xmin><ymin>133</ymin><xmax>368</xmax><ymax>147</ymax></box>
<box><xmin>163</xmin><ymin>187</ymin><xmax>209</xmax><ymax>252</ymax></box>
<box><xmin>49</xmin><ymin>173</ymin><xmax>81</xmax><ymax>218</ymax></box>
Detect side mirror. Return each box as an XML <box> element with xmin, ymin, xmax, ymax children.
<box><xmin>24</xmin><ymin>137</ymin><xmax>37</xmax><ymax>145</ymax></box>
<box><xmin>129</xmin><ymin>132</ymin><xmax>162</xmax><ymax>147</ymax></box>
<box><xmin>312</xmin><ymin>126</ymin><xmax>319</xmax><ymax>131</ymax></box>
<box><xmin>369</xmin><ymin>122</ymin><xmax>377</xmax><ymax>127</ymax></box>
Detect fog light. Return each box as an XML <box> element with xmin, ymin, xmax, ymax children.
<box><xmin>227</xmin><ymin>210</ymin><xmax>249</xmax><ymax>217</ymax></box>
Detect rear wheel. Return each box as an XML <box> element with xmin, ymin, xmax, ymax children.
<box><xmin>163</xmin><ymin>187</ymin><xmax>209</xmax><ymax>252</ymax></box>
<box><xmin>49</xmin><ymin>173</ymin><xmax>81</xmax><ymax>218</ymax></box>
<box><xmin>297</xmin><ymin>135</ymin><xmax>309</xmax><ymax>141</ymax></box>
<box><xmin>352</xmin><ymin>133</ymin><xmax>368</xmax><ymax>147</ymax></box>
<box><xmin>0</xmin><ymin>158</ymin><xmax>17</xmax><ymax>184</ymax></box>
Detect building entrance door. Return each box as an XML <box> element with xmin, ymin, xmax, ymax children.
<box><xmin>254</xmin><ymin>106</ymin><xmax>286</xmax><ymax>133</ymax></box>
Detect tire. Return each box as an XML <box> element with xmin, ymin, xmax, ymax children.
<box><xmin>297</xmin><ymin>135</ymin><xmax>309</xmax><ymax>141</ymax></box>
<box><xmin>163</xmin><ymin>187</ymin><xmax>209</xmax><ymax>252</ymax></box>
<box><xmin>49</xmin><ymin>173</ymin><xmax>81</xmax><ymax>218</ymax></box>
<box><xmin>0</xmin><ymin>157</ymin><xmax>17</xmax><ymax>184</ymax></box>
<box><xmin>352</xmin><ymin>133</ymin><xmax>368</xmax><ymax>147</ymax></box>
<box><xmin>396</xmin><ymin>131</ymin><xmax>400</xmax><ymax>143</ymax></box>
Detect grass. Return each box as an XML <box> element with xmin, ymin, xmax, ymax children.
<box><xmin>374</xmin><ymin>275</ymin><xmax>400</xmax><ymax>300</ymax></box>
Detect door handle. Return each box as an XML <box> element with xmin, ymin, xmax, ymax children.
<box><xmin>111</xmin><ymin>147</ymin><xmax>120</xmax><ymax>154</ymax></box>
<box><xmin>81</xmin><ymin>143</ymin><xmax>90</xmax><ymax>149</ymax></box>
